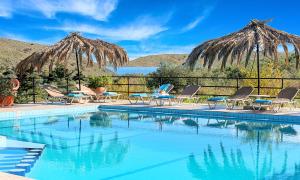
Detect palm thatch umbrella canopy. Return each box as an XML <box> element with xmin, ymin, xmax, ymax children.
<box><xmin>16</xmin><ymin>32</ymin><xmax>129</xmax><ymax>89</ymax></box>
<box><xmin>185</xmin><ymin>19</ymin><xmax>300</xmax><ymax>94</ymax></box>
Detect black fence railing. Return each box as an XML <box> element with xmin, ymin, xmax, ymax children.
<box><xmin>107</xmin><ymin>76</ymin><xmax>300</xmax><ymax>96</ymax></box>
<box><xmin>2</xmin><ymin>76</ymin><xmax>300</xmax><ymax>104</ymax></box>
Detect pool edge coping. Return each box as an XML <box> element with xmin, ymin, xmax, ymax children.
<box><xmin>98</xmin><ymin>105</ymin><xmax>300</xmax><ymax>123</ymax></box>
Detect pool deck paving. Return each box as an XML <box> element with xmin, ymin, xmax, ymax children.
<box><xmin>0</xmin><ymin>138</ymin><xmax>45</xmax><ymax>149</ymax></box>
<box><xmin>0</xmin><ymin>172</ymin><xmax>32</xmax><ymax>180</ymax></box>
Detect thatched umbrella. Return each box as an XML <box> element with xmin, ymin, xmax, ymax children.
<box><xmin>16</xmin><ymin>32</ymin><xmax>129</xmax><ymax>90</ymax></box>
<box><xmin>185</xmin><ymin>19</ymin><xmax>300</xmax><ymax>94</ymax></box>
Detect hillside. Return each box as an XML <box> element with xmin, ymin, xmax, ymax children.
<box><xmin>128</xmin><ymin>54</ymin><xmax>188</xmax><ymax>67</ymax></box>
<box><xmin>0</xmin><ymin>38</ymin><xmax>46</xmax><ymax>70</ymax></box>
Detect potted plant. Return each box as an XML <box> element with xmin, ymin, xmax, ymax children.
<box><xmin>88</xmin><ymin>76</ymin><xmax>112</xmax><ymax>94</ymax></box>
<box><xmin>0</xmin><ymin>77</ymin><xmax>15</xmax><ymax>107</ymax></box>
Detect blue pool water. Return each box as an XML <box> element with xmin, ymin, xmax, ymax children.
<box><xmin>0</xmin><ymin>109</ymin><xmax>300</xmax><ymax>179</ymax></box>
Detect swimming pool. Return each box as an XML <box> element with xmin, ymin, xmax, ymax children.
<box><xmin>1</xmin><ymin>108</ymin><xmax>300</xmax><ymax>180</ymax></box>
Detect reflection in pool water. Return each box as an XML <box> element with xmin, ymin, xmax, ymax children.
<box><xmin>0</xmin><ymin>110</ymin><xmax>300</xmax><ymax>179</ymax></box>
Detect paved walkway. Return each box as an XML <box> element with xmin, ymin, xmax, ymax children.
<box><xmin>0</xmin><ymin>172</ymin><xmax>32</xmax><ymax>180</ymax></box>
<box><xmin>0</xmin><ymin>137</ymin><xmax>44</xmax><ymax>149</ymax></box>
<box><xmin>0</xmin><ymin>103</ymin><xmax>101</xmax><ymax>113</ymax></box>
<box><xmin>0</xmin><ymin>100</ymin><xmax>299</xmax><ymax>118</ymax></box>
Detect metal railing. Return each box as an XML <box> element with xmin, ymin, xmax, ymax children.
<box><xmin>108</xmin><ymin>76</ymin><xmax>299</xmax><ymax>94</ymax></box>
<box><xmin>2</xmin><ymin>76</ymin><xmax>300</xmax><ymax>104</ymax></box>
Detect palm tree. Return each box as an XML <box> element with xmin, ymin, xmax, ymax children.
<box><xmin>16</xmin><ymin>32</ymin><xmax>129</xmax><ymax>89</ymax></box>
<box><xmin>185</xmin><ymin>19</ymin><xmax>300</xmax><ymax>94</ymax></box>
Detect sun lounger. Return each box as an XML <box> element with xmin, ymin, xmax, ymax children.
<box><xmin>76</xmin><ymin>84</ymin><xmax>121</xmax><ymax>102</ymax></box>
<box><xmin>154</xmin><ymin>85</ymin><xmax>201</xmax><ymax>106</ymax></box>
<box><xmin>176</xmin><ymin>85</ymin><xmax>201</xmax><ymax>103</ymax></box>
<box><xmin>207</xmin><ymin>86</ymin><xmax>254</xmax><ymax>109</ymax></box>
<box><xmin>154</xmin><ymin>94</ymin><xmax>176</xmax><ymax>106</ymax></box>
<box><xmin>252</xmin><ymin>87</ymin><xmax>299</xmax><ymax>112</ymax></box>
<box><xmin>100</xmin><ymin>92</ymin><xmax>121</xmax><ymax>102</ymax></box>
<box><xmin>207</xmin><ymin>96</ymin><xmax>227</xmax><ymax>109</ymax></box>
<box><xmin>43</xmin><ymin>85</ymin><xmax>87</xmax><ymax>104</ymax></box>
<box><xmin>75</xmin><ymin>84</ymin><xmax>97</xmax><ymax>100</ymax></box>
<box><xmin>128</xmin><ymin>93</ymin><xmax>148</xmax><ymax>104</ymax></box>
<box><xmin>128</xmin><ymin>83</ymin><xmax>174</xmax><ymax>104</ymax></box>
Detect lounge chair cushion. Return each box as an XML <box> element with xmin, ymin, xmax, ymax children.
<box><xmin>156</xmin><ymin>95</ymin><xmax>176</xmax><ymax>99</ymax></box>
<box><xmin>272</xmin><ymin>98</ymin><xmax>291</xmax><ymax>104</ymax></box>
<box><xmin>129</xmin><ymin>84</ymin><xmax>173</xmax><ymax>98</ymax></box>
<box><xmin>208</xmin><ymin>97</ymin><xmax>227</xmax><ymax>102</ymax></box>
<box><xmin>254</xmin><ymin>99</ymin><xmax>272</xmax><ymax>104</ymax></box>
<box><xmin>151</xmin><ymin>92</ymin><xmax>169</xmax><ymax>97</ymax></box>
<box><xmin>159</xmin><ymin>84</ymin><xmax>171</xmax><ymax>92</ymax></box>
<box><xmin>67</xmin><ymin>93</ymin><xmax>84</xmax><ymax>98</ymax></box>
<box><xmin>129</xmin><ymin>93</ymin><xmax>148</xmax><ymax>97</ymax></box>
<box><xmin>103</xmin><ymin>92</ymin><xmax>118</xmax><ymax>96</ymax></box>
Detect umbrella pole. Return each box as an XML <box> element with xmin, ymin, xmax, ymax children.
<box><xmin>75</xmin><ymin>49</ymin><xmax>81</xmax><ymax>90</ymax></box>
<box><xmin>256</xmin><ymin>44</ymin><xmax>260</xmax><ymax>95</ymax></box>
<box><xmin>255</xmin><ymin>27</ymin><xmax>260</xmax><ymax>95</ymax></box>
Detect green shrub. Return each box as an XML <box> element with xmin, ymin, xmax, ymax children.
<box><xmin>147</xmin><ymin>63</ymin><xmax>199</xmax><ymax>93</ymax></box>
<box><xmin>15</xmin><ymin>86</ymin><xmax>47</xmax><ymax>104</ymax></box>
<box><xmin>15</xmin><ymin>72</ymin><xmax>47</xmax><ymax>104</ymax></box>
<box><xmin>0</xmin><ymin>69</ymin><xmax>17</xmax><ymax>96</ymax></box>
<box><xmin>225</xmin><ymin>67</ymin><xmax>246</xmax><ymax>79</ymax></box>
<box><xmin>0</xmin><ymin>76</ymin><xmax>13</xmax><ymax>96</ymax></box>
<box><xmin>88</xmin><ymin>76</ymin><xmax>113</xmax><ymax>89</ymax></box>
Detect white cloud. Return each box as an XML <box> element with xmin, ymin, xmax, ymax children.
<box><xmin>1</xmin><ymin>0</ymin><xmax>118</xmax><ymax>21</ymax></box>
<box><xmin>0</xmin><ymin>0</ymin><xmax>12</xmax><ymax>17</ymax></box>
<box><xmin>181</xmin><ymin>6</ymin><xmax>214</xmax><ymax>32</ymax></box>
<box><xmin>47</xmin><ymin>17</ymin><xmax>168</xmax><ymax>41</ymax></box>
<box><xmin>182</xmin><ymin>16</ymin><xmax>205</xmax><ymax>32</ymax></box>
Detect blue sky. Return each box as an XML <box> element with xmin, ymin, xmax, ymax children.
<box><xmin>0</xmin><ymin>0</ymin><xmax>300</xmax><ymax>59</ymax></box>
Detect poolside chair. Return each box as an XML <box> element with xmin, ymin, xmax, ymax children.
<box><xmin>76</xmin><ymin>84</ymin><xmax>121</xmax><ymax>102</ymax></box>
<box><xmin>43</xmin><ymin>85</ymin><xmax>87</xmax><ymax>104</ymax></box>
<box><xmin>99</xmin><ymin>92</ymin><xmax>122</xmax><ymax>102</ymax></box>
<box><xmin>128</xmin><ymin>83</ymin><xmax>174</xmax><ymax>104</ymax></box>
<box><xmin>154</xmin><ymin>85</ymin><xmax>201</xmax><ymax>106</ymax></box>
<box><xmin>207</xmin><ymin>86</ymin><xmax>254</xmax><ymax>109</ymax></box>
<box><xmin>252</xmin><ymin>87</ymin><xmax>299</xmax><ymax>112</ymax></box>
<box><xmin>42</xmin><ymin>85</ymin><xmax>70</xmax><ymax>104</ymax></box>
<box><xmin>76</xmin><ymin>84</ymin><xmax>97</xmax><ymax>101</ymax></box>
